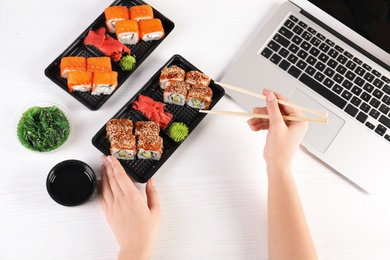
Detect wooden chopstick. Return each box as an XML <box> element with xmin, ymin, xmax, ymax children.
<box><xmin>215</xmin><ymin>81</ymin><xmax>328</xmax><ymax>118</ymax></box>
<box><xmin>199</xmin><ymin>110</ymin><xmax>329</xmax><ymax>123</ymax></box>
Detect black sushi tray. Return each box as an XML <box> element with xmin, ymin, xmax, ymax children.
<box><xmin>44</xmin><ymin>0</ymin><xmax>175</xmax><ymax>110</ymax></box>
<box><xmin>91</xmin><ymin>54</ymin><xmax>225</xmax><ymax>183</ymax></box>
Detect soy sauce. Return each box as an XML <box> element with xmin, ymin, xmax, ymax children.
<box><xmin>47</xmin><ymin>160</ymin><xmax>96</xmax><ymax>206</ymax></box>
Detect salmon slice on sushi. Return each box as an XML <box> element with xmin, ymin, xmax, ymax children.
<box><xmin>163</xmin><ymin>81</ymin><xmax>190</xmax><ymax>106</ymax></box>
<box><xmin>110</xmin><ymin>133</ymin><xmax>137</xmax><ymax>160</ymax></box>
<box><xmin>185</xmin><ymin>70</ymin><xmax>211</xmax><ymax>87</ymax></box>
<box><xmin>134</xmin><ymin>121</ymin><xmax>160</xmax><ymax>136</ymax></box>
<box><xmin>137</xmin><ymin>135</ymin><xmax>163</xmax><ymax>160</ymax></box>
<box><xmin>67</xmin><ymin>71</ymin><xmax>92</xmax><ymax>92</ymax></box>
<box><xmin>159</xmin><ymin>65</ymin><xmax>185</xmax><ymax>89</ymax></box>
<box><xmin>91</xmin><ymin>71</ymin><xmax>118</xmax><ymax>95</ymax></box>
<box><xmin>186</xmin><ymin>84</ymin><xmax>213</xmax><ymax>109</ymax></box>
<box><xmin>139</xmin><ymin>18</ymin><xmax>165</xmax><ymax>42</ymax></box>
<box><xmin>86</xmin><ymin>57</ymin><xmax>112</xmax><ymax>72</ymax></box>
<box><xmin>104</xmin><ymin>6</ymin><xmax>129</xmax><ymax>34</ymax></box>
<box><xmin>60</xmin><ymin>56</ymin><xmax>86</xmax><ymax>78</ymax></box>
<box><xmin>129</xmin><ymin>4</ymin><xmax>154</xmax><ymax>21</ymax></box>
<box><xmin>115</xmin><ymin>19</ymin><xmax>139</xmax><ymax>45</ymax></box>
<box><xmin>106</xmin><ymin>118</ymin><xmax>133</xmax><ymax>140</ymax></box>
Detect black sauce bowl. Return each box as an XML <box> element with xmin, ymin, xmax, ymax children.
<box><xmin>47</xmin><ymin>160</ymin><xmax>96</xmax><ymax>206</ymax></box>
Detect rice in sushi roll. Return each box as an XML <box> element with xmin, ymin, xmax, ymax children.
<box><xmin>139</xmin><ymin>18</ymin><xmax>165</xmax><ymax>42</ymax></box>
<box><xmin>91</xmin><ymin>71</ymin><xmax>118</xmax><ymax>95</ymax></box>
<box><xmin>186</xmin><ymin>84</ymin><xmax>213</xmax><ymax>109</ymax></box>
<box><xmin>67</xmin><ymin>71</ymin><xmax>92</xmax><ymax>92</ymax></box>
<box><xmin>137</xmin><ymin>135</ymin><xmax>163</xmax><ymax>160</ymax></box>
<box><xmin>163</xmin><ymin>81</ymin><xmax>190</xmax><ymax>106</ymax></box>
<box><xmin>104</xmin><ymin>6</ymin><xmax>129</xmax><ymax>34</ymax></box>
<box><xmin>115</xmin><ymin>19</ymin><xmax>139</xmax><ymax>45</ymax></box>
<box><xmin>159</xmin><ymin>65</ymin><xmax>185</xmax><ymax>89</ymax></box>
<box><xmin>129</xmin><ymin>5</ymin><xmax>154</xmax><ymax>21</ymax></box>
<box><xmin>110</xmin><ymin>133</ymin><xmax>137</xmax><ymax>160</ymax></box>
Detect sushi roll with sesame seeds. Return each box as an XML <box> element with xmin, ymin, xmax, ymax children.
<box><xmin>134</xmin><ymin>121</ymin><xmax>160</xmax><ymax>136</ymax></box>
<box><xmin>159</xmin><ymin>65</ymin><xmax>185</xmax><ymax>89</ymax></box>
<box><xmin>137</xmin><ymin>135</ymin><xmax>163</xmax><ymax>160</ymax></box>
<box><xmin>186</xmin><ymin>84</ymin><xmax>213</xmax><ymax>109</ymax></box>
<box><xmin>185</xmin><ymin>70</ymin><xmax>211</xmax><ymax>87</ymax></box>
<box><xmin>110</xmin><ymin>133</ymin><xmax>137</xmax><ymax>160</ymax></box>
<box><xmin>163</xmin><ymin>80</ymin><xmax>190</xmax><ymax>106</ymax></box>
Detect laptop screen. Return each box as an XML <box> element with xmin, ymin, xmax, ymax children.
<box><xmin>307</xmin><ymin>0</ymin><xmax>390</xmax><ymax>54</ymax></box>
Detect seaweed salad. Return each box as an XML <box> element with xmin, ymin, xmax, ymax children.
<box><xmin>17</xmin><ymin>106</ymin><xmax>70</xmax><ymax>152</ymax></box>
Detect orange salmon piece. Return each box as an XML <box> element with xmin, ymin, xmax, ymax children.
<box><xmin>129</xmin><ymin>5</ymin><xmax>154</xmax><ymax>21</ymax></box>
<box><xmin>67</xmin><ymin>71</ymin><xmax>92</xmax><ymax>92</ymax></box>
<box><xmin>60</xmin><ymin>56</ymin><xmax>86</xmax><ymax>78</ymax></box>
<box><xmin>104</xmin><ymin>6</ymin><xmax>129</xmax><ymax>33</ymax></box>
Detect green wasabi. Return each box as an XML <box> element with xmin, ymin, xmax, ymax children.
<box><xmin>17</xmin><ymin>106</ymin><xmax>70</xmax><ymax>152</ymax></box>
<box><xmin>167</xmin><ymin>122</ymin><xmax>189</xmax><ymax>142</ymax></box>
<box><xmin>119</xmin><ymin>55</ymin><xmax>136</xmax><ymax>71</ymax></box>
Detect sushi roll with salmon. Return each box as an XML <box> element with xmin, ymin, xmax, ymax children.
<box><xmin>139</xmin><ymin>18</ymin><xmax>165</xmax><ymax>42</ymax></box>
<box><xmin>129</xmin><ymin>4</ymin><xmax>154</xmax><ymax>21</ymax></box>
<box><xmin>134</xmin><ymin>121</ymin><xmax>160</xmax><ymax>136</ymax></box>
<box><xmin>67</xmin><ymin>71</ymin><xmax>92</xmax><ymax>92</ymax></box>
<box><xmin>104</xmin><ymin>6</ymin><xmax>129</xmax><ymax>34</ymax></box>
<box><xmin>110</xmin><ymin>133</ymin><xmax>137</xmax><ymax>160</ymax></box>
<box><xmin>163</xmin><ymin>81</ymin><xmax>190</xmax><ymax>106</ymax></box>
<box><xmin>159</xmin><ymin>65</ymin><xmax>185</xmax><ymax>89</ymax></box>
<box><xmin>60</xmin><ymin>56</ymin><xmax>86</xmax><ymax>78</ymax></box>
<box><xmin>106</xmin><ymin>118</ymin><xmax>133</xmax><ymax>140</ymax></box>
<box><xmin>137</xmin><ymin>135</ymin><xmax>163</xmax><ymax>160</ymax></box>
<box><xmin>115</xmin><ymin>19</ymin><xmax>139</xmax><ymax>45</ymax></box>
<box><xmin>92</xmin><ymin>71</ymin><xmax>118</xmax><ymax>95</ymax></box>
<box><xmin>86</xmin><ymin>57</ymin><xmax>112</xmax><ymax>72</ymax></box>
<box><xmin>185</xmin><ymin>70</ymin><xmax>211</xmax><ymax>87</ymax></box>
<box><xmin>186</xmin><ymin>84</ymin><xmax>213</xmax><ymax>109</ymax></box>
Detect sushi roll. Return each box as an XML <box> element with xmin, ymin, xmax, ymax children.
<box><xmin>137</xmin><ymin>135</ymin><xmax>163</xmax><ymax>160</ymax></box>
<box><xmin>67</xmin><ymin>71</ymin><xmax>92</xmax><ymax>92</ymax></box>
<box><xmin>139</xmin><ymin>18</ymin><xmax>165</xmax><ymax>42</ymax></box>
<box><xmin>186</xmin><ymin>84</ymin><xmax>213</xmax><ymax>109</ymax></box>
<box><xmin>129</xmin><ymin>4</ymin><xmax>154</xmax><ymax>21</ymax></box>
<box><xmin>86</xmin><ymin>57</ymin><xmax>112</xmax><ymax>72</ymax></box>
<box><xmin>159</xmin><ymin>65</ymin><xmax>185</xmax><ymax>89</ymax></box>
<box><xmin>104</xmin><ymin>6</ymin><xmax>129</xmax><ymax>33</ymax></box>
<box><xmin>163</xmin><ymin>81</ymin><xmax>190</xmax><ymax>106</ymax></box>
<box><xmin>185</xmin><ymin>70</ymin><xmax>211</xmax><ymax>87</ymax></box>
<box><xmin>60</xmin><ymin>56</ymin><xmax>86</xmax><ymax>78</ymax></box>
<box><xmin>91</xmin><ymin>71</ymin><xmax>118</xmax><ymax>95</ymax></box>
<box><xmin>106</xmin><ymin>118</ymin><xmax>133</xmax><ymax>140</ymax></box>
<box><xmin>115</xmin><ymin>19</ymin><xmax>139</xmax><ymax>45</ymax></box>
<box><xmin>134</xmin><ymin>121</ymin><xmax>160</xmax><ymax>136</ymax></box>
<box><xmin>110</xmin><ymin>133</ymin><xmax>137</xmax><ymax>160</ymax></box>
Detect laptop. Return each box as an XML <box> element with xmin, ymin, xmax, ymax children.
<box><xmin>220</xmin><ymin>0</ymin><xmax>390</xmax><ymax>193</ymax></box>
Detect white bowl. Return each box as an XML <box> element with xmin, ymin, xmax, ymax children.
<box><xmin>15</xmin><ymin>101</ymin><xmax>72</xmax><ymax>153</ymax></box>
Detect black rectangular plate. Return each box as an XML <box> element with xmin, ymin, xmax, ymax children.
<box><xmin>92</xmin><ymin>54</ymin><xmax>225</xmax><ymax>182</ymax></box>
<box><xmin>44</xmin><ymin>0</ymin><xmax>174</xmax><ymax>110</ymax></box>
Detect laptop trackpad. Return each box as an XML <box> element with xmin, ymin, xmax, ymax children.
<box><xmin>290</xmin><ymin>89</ymin><xmax>345</xmax><ymax>154</ymax></box>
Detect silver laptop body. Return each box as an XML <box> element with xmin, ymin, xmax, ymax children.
<box><xmin>220</xmin><ymin>0</ymin><xmax>390</xmax><ymax>193</ymax></box>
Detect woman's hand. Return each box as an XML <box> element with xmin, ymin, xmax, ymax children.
<box><xmin>247</xmin><ymin>89</ymin><xmax>308</xmax><ymax>172</ymax></box>
<box><xmin>98</xmin><ymin>155</ymin><xmax>161</xmax><ymax>260</ymax></box>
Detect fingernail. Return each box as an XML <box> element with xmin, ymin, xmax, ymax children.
<box><xmin>101</xmin><ymin>155</ymin><xmax>106</xmax><ymax>163</ymax></box>
<box><xmin>106</xmin><ymin>155</ymin><xmax>113</xmax><ymax>163</ymax></box>
<box><xmin>150</xmin><ymin>178</ymin><xmax>156</xmax><ymax>187</ymax></box>
<box><xmin>266</xmin><ymin>91</ymin><xmax>275</xmax><ymax>101</ymax></box>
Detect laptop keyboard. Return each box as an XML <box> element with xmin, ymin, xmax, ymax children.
<box><xmin>260</xmin><ymin>14</ymin><xmax>390</xmax><ymax>143</ymax></box>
